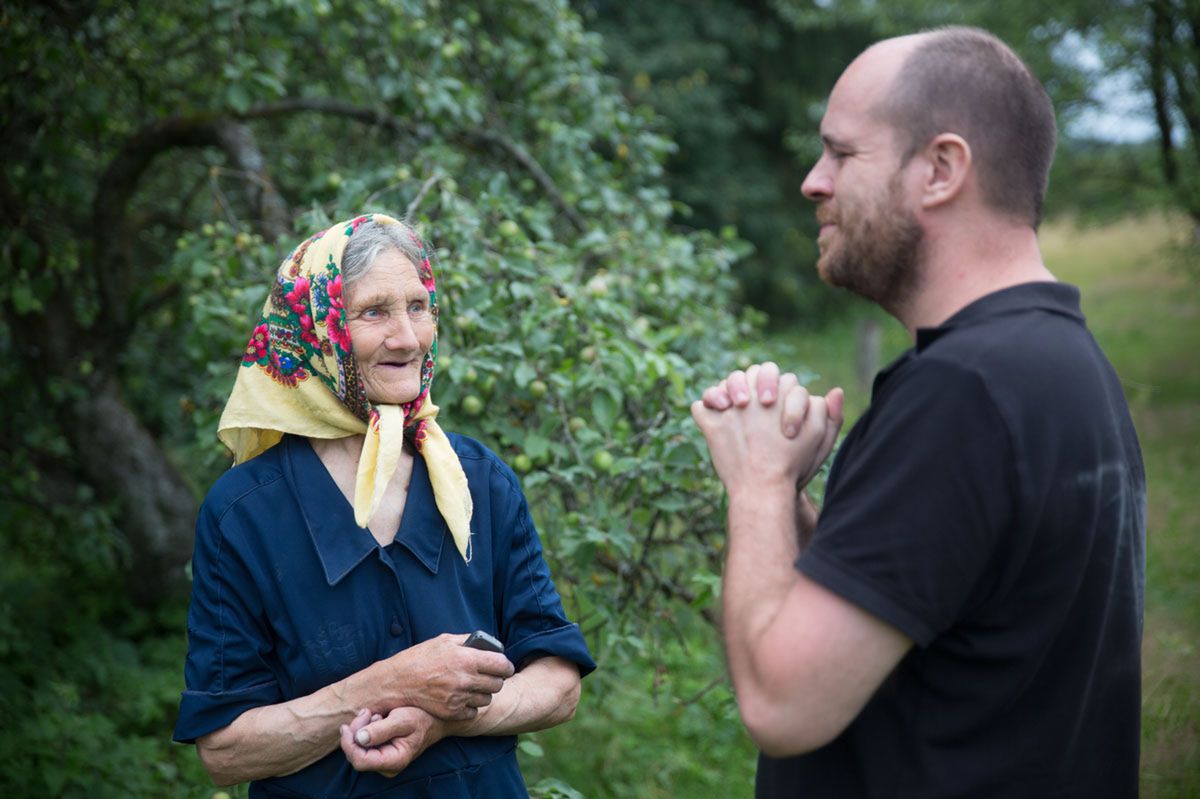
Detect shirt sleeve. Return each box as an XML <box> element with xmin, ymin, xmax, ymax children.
<box><xmin>489</xmin><ymin>460</ymin><xmax>597</xmax><ymax>676</ymax></box>
<box><xmin>799</xmin><ymin>359</ymin><xmax>1016</xmax><ymax>647</ymax></box>
<box><xmin>173</xmin><ymin>499</ymin><xmax>284</xmax><ymax>743</ymax></box>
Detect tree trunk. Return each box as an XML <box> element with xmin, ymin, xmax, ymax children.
<box><xmin>1149</xmin><ymin>0</ymin><xmax>1178</xmax><ymax>187</ymax></box>
<box><xmin>65</xmin><ymin>373</ymin><xmax>198</xmax><ymax>604</ymax></box>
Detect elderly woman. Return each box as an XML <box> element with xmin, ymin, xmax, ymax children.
<box><xmin>173</xmin><ymin>213</ymin><xmax>595</xmax><ymax>797</ymax></box>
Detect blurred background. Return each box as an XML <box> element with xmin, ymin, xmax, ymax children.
<box><xmin>2</xmin><ymin>0</ymin><xmax>1196</xmax><ymax>796</ymax></box>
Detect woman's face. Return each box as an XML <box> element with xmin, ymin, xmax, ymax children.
<box><xmin>343</xmin><ymin>248</ymin><xmax>435</xmax><ymax>405</ymax></box>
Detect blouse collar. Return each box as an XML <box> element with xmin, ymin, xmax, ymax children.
<box><xmin>282</xmin><ymin>435</ymin><xmax>446</xmax><ymax>584</ymax></box>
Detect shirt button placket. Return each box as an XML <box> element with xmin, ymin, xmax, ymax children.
<box><xmin>378</xmin><ymin>547</ymin><xmax>412</xmax><ymax>649</ymax></box>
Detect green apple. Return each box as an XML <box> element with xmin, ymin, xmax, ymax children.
<box><xmin>513</xmin><ymin>453</ymin><xmax>533</xmax><ymax>473</ymax></box>
<box><xmin>461</xmin><ymin>395</ymin><xmax>484</xmax><ymax>416</ymax></box>
<box><xmin>591</xmin><ymin>450</ymin><xmax>614</xmax><ymax>471</ymax></box>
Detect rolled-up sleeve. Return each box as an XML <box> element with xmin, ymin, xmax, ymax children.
<box><xmin>491</xmin><ymin>462</ymin><xmax>596</xmax><ymax>677</ymax></box>
<box><xmin>174</xmin><ymin>500</ymin><xmax>283</xmax><ymax>743</ymax></box>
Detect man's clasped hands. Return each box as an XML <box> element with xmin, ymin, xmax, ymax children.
<box><xmin>691</xmin><ymin>361</ymin><xmax>845</xmax><ymax>502</ymax></box>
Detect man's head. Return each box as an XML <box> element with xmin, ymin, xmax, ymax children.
<box><xmin>876</xmin><ymin>27</ymin><xmax>1057</xmax><ymax>228</ymax></box>
<box><xmin>802</xmin><ymin>28</ymin><xmax>1056</xmax><ymax>310</ymax></box>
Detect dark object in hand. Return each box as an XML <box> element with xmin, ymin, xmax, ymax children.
<box><xmin>462</xmin><ymin>630</ymin><xmax>504</xmax><ymax>654</ymax></box>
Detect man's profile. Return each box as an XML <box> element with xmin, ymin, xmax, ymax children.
<box><xmin>693</xmin><ymin>27</ymin><xmax>1145</xmax><ymax>799</ymax></box>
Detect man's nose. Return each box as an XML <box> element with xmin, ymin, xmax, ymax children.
<box><xmin>801</xmin><ymin>156</ymin><xmax>833</xmax><ymax>201</ymax></box>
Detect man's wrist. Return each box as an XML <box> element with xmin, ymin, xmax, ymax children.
<box><xmin>726</xmin><ymin>479</ymin><xmax>800</xmax><ymax>507</ymax></box>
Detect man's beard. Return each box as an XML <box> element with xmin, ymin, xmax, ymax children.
<box><xmin>818</xmin><ymin>173</ymin><xmax>923</xmax><ymax>313</ymax></box>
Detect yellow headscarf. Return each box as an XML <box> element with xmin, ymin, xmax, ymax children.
<box><xmin>218</xmin><ymin>214</ymin><xmax>473</xmax><ymax>561</ymax></box>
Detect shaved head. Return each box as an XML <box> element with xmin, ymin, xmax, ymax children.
<box><xmin>872</xmin><ymin>27</ymin><xmax>1056</xmax><ymax>227</ymax></box>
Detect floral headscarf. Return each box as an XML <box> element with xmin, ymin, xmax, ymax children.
<box><xmin>218</xmin><ymin>213</ymin><xmax>473</xmax><ymax>561</ymax></box>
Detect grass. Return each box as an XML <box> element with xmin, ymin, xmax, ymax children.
<box><xmin>1042</xmin><ymin>215</ymin><xmax>1200</xmax><ymax>798</ymax></box>
<box><xmin>768</xmin><ymin>213</ymin><xmax>1200</xmax><ymax>797</ymax></box>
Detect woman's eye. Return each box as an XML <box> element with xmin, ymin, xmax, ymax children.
<box><xmin>409</xmin><ymin>301</ymin><xmax>428</xmax><ymax>315</ymax></box>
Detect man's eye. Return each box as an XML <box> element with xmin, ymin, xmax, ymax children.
<box><xmin>830</xmin><ymin>150</ymin><xmax>849</xmax><ymax>161</ymax></box>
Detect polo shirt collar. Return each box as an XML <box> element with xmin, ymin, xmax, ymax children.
<box><xmin>282</xmin><ymin>435</ymin><xmax>445</xmax><ymax>586</ymax></box>
<box><xmin>915</xmin><ymin>281</ymin><xmax>1083</xmax><ymax>352</ymax></box>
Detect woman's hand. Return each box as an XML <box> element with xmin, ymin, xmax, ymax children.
<box><xmin>340</xmin><ymin>706</ymin><xmax>447</xmax><ymax>777</ymax></box>
<box><xmin>373</xmin><ymin>633</ymin><xmax>514</xmax><ymax>721</ymax></box>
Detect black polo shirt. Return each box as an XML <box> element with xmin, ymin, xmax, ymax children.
<box><xmin>758</xmin><ymin>282</ymin><xmax>1145</xmax><ymax>799</ymax></box>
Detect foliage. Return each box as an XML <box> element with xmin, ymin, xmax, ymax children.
<box><xmin>770</xmin><ymin>0</ymin><xmax>1196</xmax><ymax>227</ymax></box>
<box><xmin>577</xmin><ymin>0</ymin><xmax>1193</xmax><ymax>332</ymax></box>
<box><xmin>1</xmin><ymin>0</ymin><xmax>759</xmax><ymax>794</ymax></box>
<box><xmin>573</xmin><ymin>0</ymin><xmax>876</xmax><ymax>325</ymax></box>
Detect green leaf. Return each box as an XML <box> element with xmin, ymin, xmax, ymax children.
<box><xmin>518</xmin><ymin>739</ymin><xmax>545</xmax><ymax>758</ymax></box>
<box><xmin>590</xmin><ymin>388</ymin><xmax>621</xmax><ymax>430</ymax></box>
<box><xmin>10</xmin><ymin>283</ymin><xmax>41</xmax><ymax>314</ymax></box>
<box><xmin>514</xmin><ymin>362</ymin><xmax>537</xmax><ymax>388</ymax></box>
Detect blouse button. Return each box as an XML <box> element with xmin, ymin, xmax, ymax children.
<box><xmin>390</xmin><ymin>620</ymin><xmax>403</xmax><ymax>636</ymax></box>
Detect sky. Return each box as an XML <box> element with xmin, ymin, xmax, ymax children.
<box><xmin>1059</xmin><ymin>32</ymin><xmax>1158</xmax><ymax>143</ymax></box>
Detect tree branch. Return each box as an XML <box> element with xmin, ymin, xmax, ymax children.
<box><xmin>460</xmin><ymin>129</ymin><xmax>588</xmax><ymax>233</ymax></box>
<box><xmin>91</xmin><ymin>113</ymin><xmax>294</xmax><ymax>349</ymax></box>
<box><xmin>241</xmin><ymin>99</ymin><xmax>587</xmax><ymax>232</ymax></box>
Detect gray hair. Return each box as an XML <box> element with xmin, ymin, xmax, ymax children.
<box><xmin>341</xmin><ymin>216</ymin><xmax>427</xmax><ymax>288</ymax></box>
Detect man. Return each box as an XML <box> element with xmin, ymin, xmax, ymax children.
<box><xmin>692</xmin><ymin>27</ymin><xmax>1145</xmax><ymax>798</ymax></box>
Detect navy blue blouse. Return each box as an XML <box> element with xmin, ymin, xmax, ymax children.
<box><xmin>174</xmin><ymin>433</ymin><xmax>595</xmax><ymax>798</ymax></box>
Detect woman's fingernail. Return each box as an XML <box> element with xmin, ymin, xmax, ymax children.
<box><xmin>785</xmin><ymin>425</ymin><xmax>797</xmax><ymax>437</ymax></box>
<box><xmin>356</xmin><ymin>729</ymin><xmax>370</xmax><ymax>746</ymax></box>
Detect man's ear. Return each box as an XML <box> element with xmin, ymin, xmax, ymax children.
<box><xmin>918</xmin><ymin>133</ymin><xmax>971</xmax><ymax>210</ymax></box>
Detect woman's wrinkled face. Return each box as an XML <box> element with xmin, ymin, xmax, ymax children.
<box><xmin>343</xmin><ymin>248</ymin><xmax>435</xmax><ymax>405</ymax></box>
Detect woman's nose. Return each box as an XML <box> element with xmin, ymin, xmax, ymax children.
<box><xmin>383</xmin><ymin>315</ymin><xmax>420</xmax><ymax>350</ymax></box>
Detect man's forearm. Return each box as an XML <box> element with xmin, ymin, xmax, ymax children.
<box><xmin>722</xmin><ymin>483</ymin><xmax>808</xmax><ymax>692</ymax></box>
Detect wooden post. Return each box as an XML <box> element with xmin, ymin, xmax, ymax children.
<box><xmin>856</xmin><ymin>318</ymin><xmax>881</xmax><ymax>394</ymax></box>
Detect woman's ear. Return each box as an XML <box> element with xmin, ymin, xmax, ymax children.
<box><xmin>919</xmin><ymin>133</ymin><xmax>971</xmax><ymax>210</ymax></box>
